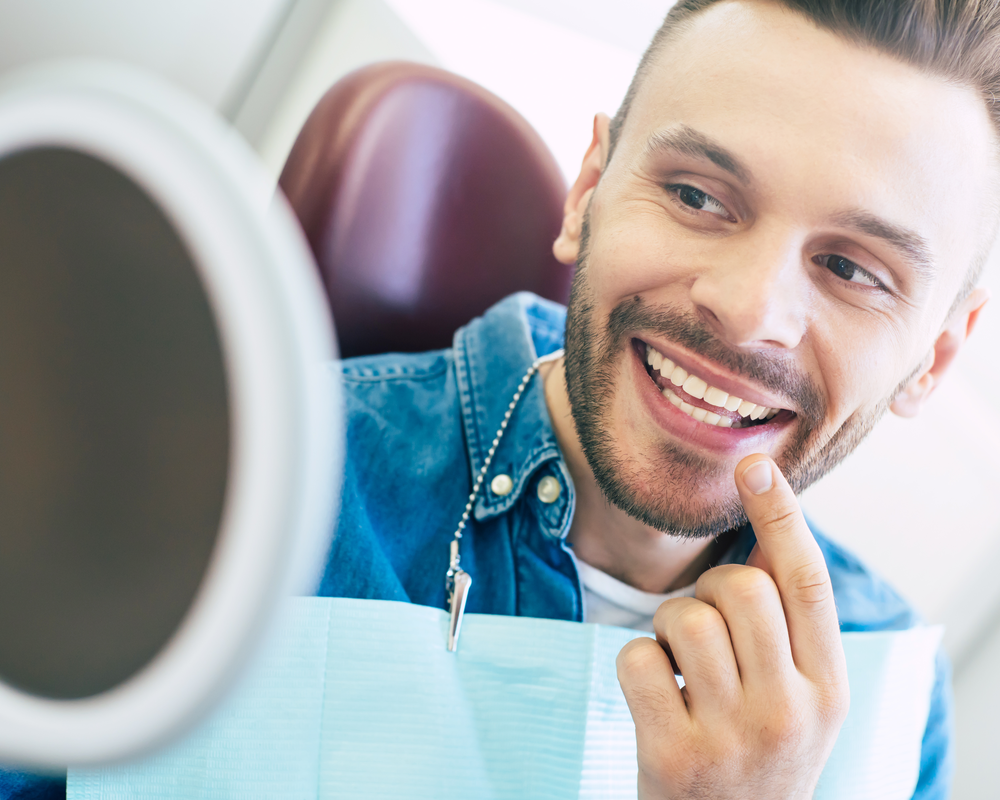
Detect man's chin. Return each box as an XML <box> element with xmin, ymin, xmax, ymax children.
<box><xmin>586</xmin><ymin>442</ymin><xmax>749</xmax><ymax>538</ymax></box>
<box><xmin>603</xmin><ymin>489</ymin><xmax>748</xmax><ymax>539</ymax></box>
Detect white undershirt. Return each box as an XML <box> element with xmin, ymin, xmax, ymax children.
<box><xmin>576</xmin><ymin>559</ymin><xmax>697</xmax><ymax>632</ymax></box>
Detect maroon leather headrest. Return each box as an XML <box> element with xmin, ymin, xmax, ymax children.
<box><xmin>279</xmin><ymin>61</ymin><xmax>573</xmax><ymax>358</ymax></box>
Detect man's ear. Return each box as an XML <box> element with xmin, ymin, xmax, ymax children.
<box><xmin>890</xmin><ymin>286</ymin><xmax>990</xmax><ymax>418</ymax></box>
<box><xmin>553</xmin><ymin>113</ymin><xmax>611</xmax><ymax>265</ymax></box>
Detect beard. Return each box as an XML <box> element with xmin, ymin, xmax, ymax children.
<box><xmin>562</xmin><ymin>215</ymin><xmax>896</xmax><ymax>539</ymax></box>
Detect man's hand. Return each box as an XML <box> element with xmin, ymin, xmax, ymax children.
<box><xmin>616</xmin><ymin>455</ymin><xmax>850</xmax><ymax>800</ymax></box>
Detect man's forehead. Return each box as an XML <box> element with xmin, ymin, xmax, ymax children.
<box><xmin>616</xmin><ymin>0</ymin><xmax>1000</xmax><ymax>304</ymax></box>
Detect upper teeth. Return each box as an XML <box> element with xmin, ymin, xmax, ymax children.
<box><xmin>646</xmin><ymin>344</ymin><xmax>780</xmax><ymax>426</ymax></box>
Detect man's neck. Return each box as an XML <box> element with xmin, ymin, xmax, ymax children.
<box><xmin>541</xmin><ymin>358</ymin><xmax>718</xmax><ymax>594</ymax></box>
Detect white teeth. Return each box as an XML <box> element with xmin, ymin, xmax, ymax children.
<box><xmin>663</xmin><ymin>387</ymin><xmax>682</xmax><ymax>406</ymax></box>
<box><xmin>646</xmin><ymin>344</ymin><xmax>786</xmax><ymax>424</ymax></box>
<box><xmin>704</xmin><ymin>386</ymin><xmax>728</xmax><ymax>408</ymax></box>
<box><xmin>663</xmin><ymin>388</ymin><xmax>737</xmax><ymax>428</ymax></box>
<box><xmin>682</xmin><ymin>374</ymin><xmax>708</xmax><ymax>400</ymax></box>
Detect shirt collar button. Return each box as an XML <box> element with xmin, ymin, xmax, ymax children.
<box><xmin>490</xmin><ymin>474</ymin><xmax>514</xmax><ymax>496</ymax></box>
<box><xmin>536</xmin><ymin>475</ymin><xmax>561</xmax><ymax>504</ymax></box>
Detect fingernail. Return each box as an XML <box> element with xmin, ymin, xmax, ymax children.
<box><xmin>742</xmin><ymin>461</ymin><xmax>773</xmax><ymax>495</ymax></box>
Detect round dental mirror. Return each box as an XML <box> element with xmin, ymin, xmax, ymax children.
<box><xmin>0</xmin><ymin>145</ymin><xmax>229</xmax><ymax>701</ymax></box>
<box><xmin>0</xmin><ymin>63</ymin><xmax>340</xmax><ymax>767</ymax></box>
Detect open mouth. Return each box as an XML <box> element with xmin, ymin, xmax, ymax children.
<box><xmin>636</xmin><ymin>339</ymin><xmax>794</xmax><ymax>430</ymax></box>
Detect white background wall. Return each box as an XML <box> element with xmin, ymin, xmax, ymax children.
<box><xmin>2</xmin><ymin>0</ymin><xmax>998</xmax><ymax>794</ymax></box>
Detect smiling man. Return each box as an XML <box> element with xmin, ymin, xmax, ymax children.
<box><xmin>311</xmin><ymin>2</ymin><xmax>997</xmax><ymax>799</ymax></box>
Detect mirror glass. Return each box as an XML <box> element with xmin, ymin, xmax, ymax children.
<box><xmin>0</xmin><ymin>147</ymin><xmax>229</xmax><ymax>699</ymax></box>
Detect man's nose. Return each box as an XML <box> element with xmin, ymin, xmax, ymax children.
<box><xmin>687</xmin><ymin>228</ymin><xmax>809</xmax><ymax>350</ymax></box>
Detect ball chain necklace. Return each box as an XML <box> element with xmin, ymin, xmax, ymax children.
<box><xmin>445</xmin><ymin>347</ymin><xmax>565</xmax><ymax>651</ymax></box>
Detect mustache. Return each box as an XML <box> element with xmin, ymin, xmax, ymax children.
<box><xmin>606</xmin><ymin>296</ymin><xmax>826</xmax><ymax>423</ymax></box>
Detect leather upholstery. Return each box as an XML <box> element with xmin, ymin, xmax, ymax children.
<box><xmin>279</xmin><ymin>61</ymin><xmax>573</xmax><ymax>358</ymax></box>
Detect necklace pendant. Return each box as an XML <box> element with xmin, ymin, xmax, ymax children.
<box><xmin>447</xmin><ymin>568</ymin><xmax>472</xmax><ymax>652</ymax></box>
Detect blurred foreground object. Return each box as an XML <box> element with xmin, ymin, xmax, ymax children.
<box><xmin>279</xmin><ymin>61</ymin><xmax>573</xmax><ymax>358</ymax></box>
<box><xmin>0</xmin><ymin>62</ymin><xmax>341</xmax><ymax>768</ymax></box>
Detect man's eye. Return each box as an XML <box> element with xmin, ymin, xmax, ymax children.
<box><xmin>818</xmin><ymin>255</ymin><xmax>883</xmax><ymax>289</ymax></box>
<box><xmin>667</xmin><ymin>184</ymin><xmax>731</xmax><ymax>219</ymax></box>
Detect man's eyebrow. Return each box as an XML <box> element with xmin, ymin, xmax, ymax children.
<box><xmin>831</xmin><ymin>210</ymin><xmax>935</xmax><ymax>283</ymax></box>
<box><xmin>642</xmin><ymin>125</ymin><xmax>752</xmax><ymax>184</ymax></box>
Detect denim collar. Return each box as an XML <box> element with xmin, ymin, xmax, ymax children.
<box><xmin>452</xmin><ymin>293</ymin><xmax>574</xmax><ymax>537</ymax></box>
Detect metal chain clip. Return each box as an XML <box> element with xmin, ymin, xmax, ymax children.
<box><xmin>445</xmin><ymin>348</ymin><xmax>564</xmax><ymax>651</ymax></box>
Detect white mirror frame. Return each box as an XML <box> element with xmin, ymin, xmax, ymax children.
<box><xmin>0</xmin><ymin>62</ymin><xmax>341</xmax><ymax>767</ymax></box>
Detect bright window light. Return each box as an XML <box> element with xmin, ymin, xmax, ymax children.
<box><xmin>385</xmin><ymin>0</ymin><xmax>641</xmax><ymax>182</ymax></box>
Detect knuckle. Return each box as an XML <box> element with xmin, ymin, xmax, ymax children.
<box><xmin>756</xmin><ymin>504</ymin><xmax>803</xmax><ymax>535</ymax></box>
<box><xmin>786</xmin><ymin>564</ymin><xmax>833</xmax><ymax>606</ymax></box>
<box><xmin>616</xmin><ymin>638</ymin><xmax>664</xmax><ymax>681</ymax></box>
<box><xmin>652</xmin><ymin>596</ymin><xmax>687</xmax><ymax>632</ymax></box>
<box><xmin>816</xmin><ymin>680</ymin><xmax>851</xmax><ymax>727</ymax></box>
<box><xmin>695</xmin><ymin>564</ymin><xmax>736</xmax><ymax>596</ymax></box>
<box><xmin>675</xmin><ymin>604</ymin><xmax>723</xmax><ymax>644</ymax></box>
<box><xmin>758</xmin><ymin>698</ymin><xmax>808</xmax><ymax>750</ymax></box>
<box><xmin>726</xmin><ymin>567</ymin><xmax>777</xmax><ymax>605</ymax></box>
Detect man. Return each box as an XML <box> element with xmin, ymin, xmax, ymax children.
<box><xmin>322</xmin><ymin>1</ymin><xmax>992</xmax><ymax>798</ymax></box>
<box><xmin>1</xmin><ymin>0</ymin><xmax>992</xmax><ymax>797</ymax></box>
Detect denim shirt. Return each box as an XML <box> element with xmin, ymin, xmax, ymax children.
<box><xmin>0</xmin><ymin>292</ymin><xmax>952</xmax><ymax>800</ymax></box>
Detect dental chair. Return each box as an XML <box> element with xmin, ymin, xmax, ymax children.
<box><xmin>278</xmin><ymin>61</ymin><xmax>573</xmax><ymax>358</ymax></box>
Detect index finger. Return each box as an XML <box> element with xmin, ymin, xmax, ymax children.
<box><xmin>736</xmin><ymin>454</ymin><xmax>843</xmax><ymax>680</ymax></box>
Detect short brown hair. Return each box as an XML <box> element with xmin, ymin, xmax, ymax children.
<box><xmin>608</xmin><ymin>0</ymin><xmax>1000</xmax><ymax>311</ymax></box>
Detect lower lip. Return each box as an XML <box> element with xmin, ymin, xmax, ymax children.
<box><xmin>631</xmin><ymin>342</ymin><xmax>790</xmax><ymax>455</ymax></box>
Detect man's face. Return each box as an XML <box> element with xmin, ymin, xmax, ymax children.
<box><xmin>563</xmin><ymin>0</ymin><xmax>998</xmax><ymax>537</ymax></box>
